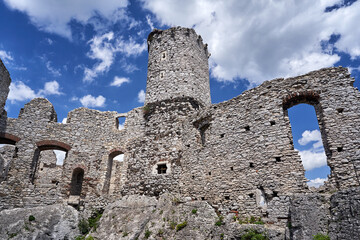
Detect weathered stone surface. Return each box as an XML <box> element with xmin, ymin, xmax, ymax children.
<box><xmin>0</xmin><ymin>26</ymin><xmax>359</xmax><ymax>239</ymax></box>
<box><xmin>289</xmin><ymin>193</ymin><xmax>330</xmax><ymax>240</ymax></box>
<box><xmin>329</xmin><ymin>187</ymin><xmax>360</xmax><ymax>240</ymax></box>
<box><xmin>0</xmin><ymin>204</ymin><xmax>79</xmax><ymax>239</ymax></box>
<box><xmin>93</xmin><ymin>193</ymin><xmax>285</xmax><ymax>240</ymax></box>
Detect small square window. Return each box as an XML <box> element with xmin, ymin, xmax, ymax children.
<box><xmin>157</xmin><ymin>164</ymin><xmax>167</xmax><ymax>174</ymax></box>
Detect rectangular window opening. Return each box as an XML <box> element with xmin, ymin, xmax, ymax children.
<box><xmin>116</xmin><ymin>116</ymin><xmax>126</xmax><ymax>130</ymax></box>
<box><xmin>157</xmin><ymin>164</ymin><xmax>167</xmax><ymax>174</ymax></box>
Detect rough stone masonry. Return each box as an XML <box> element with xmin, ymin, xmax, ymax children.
<box><xmin>0</xmin><ymin>27</ymin><xmax>359</xmax><ymax>239</ymax></box>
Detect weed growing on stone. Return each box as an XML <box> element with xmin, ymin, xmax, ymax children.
<box><xmin>176</xmin><ymin>221</ymin><xmax>187</xmax><ymax>231</ymax></box>
<box><xmin>240</xmin><ymin>229</ymin><xmax>268</xmax><ymax>240</ymax></box>
<box><xmin>144</xmin><ymin>229</ymin><xmax>152</xmax><ymax>239</ymax></box>
<box><xmin>215</xmin><ymin>215</ymin><xmax>224</xmax><ymax>226</ymax></box>
<box><xmin>88</xmin><ymin>209</ymin><xmax>103</xmax><ymax>232</ymax></box>
<box><xmin>313</xmin><ymin>233</ymin><xmax>330</xmax><ymax>240</ymax></box>
<box><xmin>158</xmin><ymin>228</ymin><xmax>164</xmax><ymax>236</ymax></box>
<box><xmin>170</xmin><ymin>221</ymin><xmax>177</xmax><ymax>230</ymax></box>
<box><xmin>191</xmin><ymin>209</ymin><xmax>197</xmax><ymax>214</ymax></box>
<box><xmin>122</xmin><ymin>231</ymin><xmax>128</xmax><ymax>237</ymax></box>
<box><xmin>28</xmin><ymin>215</ymin><xmax>35</xmax><ymax>221</ymax></box>
<box><xmin>220</xmin><ymin>233</ymin><xmax>224</xmax><ymax>239</ymax></box>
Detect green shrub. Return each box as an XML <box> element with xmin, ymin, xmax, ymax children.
<box><xmin>144</xmin><ymin>229</ymin><xmax>152</xmax><ymax>239</ymax></box>
<box><xmin>192</xmin><ymin>209</ymin><xmax>197</xmax><ymax>214</ymax></box>
<box><xmin>28</xmin><ymin>215</ymin><xmax>35</xmax><ymax>221</ymax></box>
<box><xmin>313</xmin><ymin>233</ymin><xmax>330</xmax><ymax>240</ymax></box>
<box><xmin>240</xmin><ymin>229</ymin><xmax>268</xmax><ymax>240</ymax></box>
<box><xmin>78</xmin><ymin>219</ymin><xmax>90</xmax><ymax>235</ymax></box>
<box><xmin>176</xmin><ymin>221</ymin><xmax>187</xmax><ymax>231</ymax></box>
<box><xmin>85</xmin><ymin>236</ymin><xmax>94</xmax><ymax>240</ymax></box>
<box><xmin>254</xmin><ymin>217</ymin><xmax>265</xmax><ymax>225</ymax></box>
<box><xmin>75</xmin><ymin>235</ymin><xmax>85</xmax><ymax>240</ymax></box>
<box><xmin>88</xmin><ymin>209</ymin><xmax>103</xmax><ymax>232</ymax></box>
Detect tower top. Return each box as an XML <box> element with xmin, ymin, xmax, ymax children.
<box><xmin>144</xmin><ymin>27</ymin><xmax>211</xmax><ymax>106</ymax></box>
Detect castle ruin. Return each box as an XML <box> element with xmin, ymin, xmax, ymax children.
<box><xmin>0</xmin><ymin>27</ymin><xmax>359</xmax><ymax>239</ymax></box>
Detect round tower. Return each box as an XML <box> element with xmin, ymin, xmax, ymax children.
<box><xmin>145</xmin><ymin>27</ymin><xmax>211</xmax><ymax>106</ymax></box>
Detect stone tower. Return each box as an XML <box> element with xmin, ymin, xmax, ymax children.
<box><xmin>145</xmin><ymin>27</ymin><xmax>211</xmax><ymax>106</ymax></box>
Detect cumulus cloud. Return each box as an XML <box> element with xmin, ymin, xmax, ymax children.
<box><xmin>61</xmin><ymin>118</ymin><xmax>67</xmax><ymax>124</ymax></box>
<box><xmin>83</xmin><ymin>32</ymin><xmax>146</xmax><ymax>82</ymax></box>
<box><xmin>0</xmin><ymin>50</ymin><xmax>13</xmax><ymax>64</ymax></box>
<box><xmin>142</xmin><ymin>0</ymin><xmax>360</xmax><ymax>85</ymax></box>
<box><xmin>38</xmin><ymin>80</ymin><xmax>63</xmax><ymax>96</ymax></box>
<box><xmin>8</xmin><ymin>81</ymin><xmax>38</xmax><ymax>103</ymax></box>
<box><xmin>296</xmin><ymin>129</ymin><xmax>328</xmax><ymax>171</ymax></box>
<box><xmin>53</xmin><ymin>150</ymin><xmax>66</xmax><ymax>165</ymax></box>
<box><xmin>3</xmin><ymin>0</ymin><xmax>128</xmax><ymax>39</ymax></box>
<box><xmin>296</xmin><ymin>148</ymin><xmax>327</xmax><ymax>171</ymax></box>
<box><xmin>8</xmin><ymin>80</ymin><xmax>63</xmax><ymax>103</ymax></box>
<box><xmin>110</xmin><ymin>76</ymin><xmax>130</xmax><ymax>87</ymax></box>
<box><xmin>307</xmin><ymin>177</ymin><xmax>328</xmax><ymax>188</ymax></box>
<box><xmin>80</xmin><ymin>94</ymin><xmax>106</xmax><ymax>108</ymax></box>
<box><xmin>298</xmin><ymin>130</ymin><xmax>323</xmax><ymax>149</ymax></box>
<box><xmin>137</xmin><ymin>89</ymin><xmax>145</xmax><ymax>103</ymax></box>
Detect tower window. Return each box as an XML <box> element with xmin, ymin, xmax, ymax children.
<box><xmin>157</xmin><ymin>164</ymin><xmax>167</xmax><ymax>174</ymax></box>
<box><xmin>160</xmin><ymin>51</ymin><xmax>167</xmax><ymax>61</ymax></box>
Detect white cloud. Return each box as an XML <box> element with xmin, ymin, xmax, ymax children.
<box><xmin>146</xmin><ymin>15</ymin><xmax>155</xmax><ymax>30</ymax></box>
<box><xmin>110</xmin><ymin>76</ymin><xmax>130</xmax><ymax>87</ymax></box>
<box><xmin>8</xmin><ymin>80</ymin><xmax>63</xmax><ymax>104</ymax></box>
<box><xmin>307</xmin><ymin>177</ymin><xmax>327</xmax><ymax>188</ymax></box>
<box><xmin>61</xmin><ymin>118</ymin><xmax>67</xmax><ymax>124</ymax></box>
<box><xmin>38</xmin><ymin>80</ymin><xmax>63</xmax><ymax>96</ymax></box>
<box><xmin>113</xmin><ymin>153</ymin><xmax>124</xmax><ymax>162</ymax></box>
<box><xmin>142</xmin><ymin>0</ymin><xmax>360</xmax><ymax>85</ymax></box>
<box><xmin>45</xmin><ymin>38</ymin><xmax>53</xmax><ymax>45</ymax></box>
<box><xmin>46</xmin><ymin>61</ymin><xmax>61</xmax><ymax>77</ymax></box>
<box><xmin>83</xmin><ymin>32</ymin><xmax>146</xmax><ymax>82</ymax></box>
<box><xmin>83</xmin><ymin>32</ymin><xmax>115</xmax><ymax>82</ymax></box>
<box><xmin>80</xmin><ymin>94</ymin><xmax>106</xmax><ymax>108</ymax></box>
<box><xmin>298</xmin><ymin>130</ymin><xmax>323</xmax><ymax>148</ymax></box>
<box><xmin>53</xmin><ymin>150</ymin><xmax>66</xmax><ymax>165</ymax></box>
<box><xmin>0</xmin><ymin>50</ymin><xmax>13</xmax><ymax>64</ymax></box>
<box><xmin>296</xmin><ymin>148</ymin><xmax>327</xmax><ymax>171</ymax></box>
<box><xmin>3</xmin><ymin>0</ymin><xmax>128</xmax><ymax>39</ymax></box>
<box><xmin>296</xmin><ymin>129</ymin><xmax>328</xmax><ymax>171</ymax></box>
<box><xmin>137</xmin><ymin>89</ymin><xmax>145</xmax><ymax>103</ymax></box>
<box><xmin>8</xmin><ymin>81</ymin><xmax>38</xmax><ymax>103</ymax></box>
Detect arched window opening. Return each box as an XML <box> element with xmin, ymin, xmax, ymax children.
<box><xmin>116</xmin><ymin>116</ymin><xmax>126</xmax><ymax>130</ymax></box>
<box><xmin>103</xmin><ymin>151</ymin><xmax>124</xmax><ymax>194</ymax></box>
<box><xmin>287</xmin><ymin>103</ymin><xmax>331</xmax><ymax>188</ymax></box>
<box><xmin>70</xmin><ymin>168</ymin><xmax>84</xmax><ymax>196</ymax></box>
<box><xmin>30</xmin><ymin>140</ymin><xmax>71</xmax><ymax>184</ymax></box>
<box><xmin>0</xmin><ymin>143</ymin><xmax>17</xmax><ymax>182</ymax></box>
<box><xmin>33</xmin><ymin>149</ymin><xmax>67</xmax><ymax>185</ymax></box>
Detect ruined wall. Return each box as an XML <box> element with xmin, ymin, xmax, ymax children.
<box><xmin>0</xmin><ymin>28</ymin><xmax>359</xmax><ymax>236</ymax></box>
<box><xmin>0</xmin><ymin>59</ymin><xmax>10</xmax><ymax>114</ymax></box>
<box><xmin>145</xmin><ymin>27</ymin><xmax>211</xmax><ymax>106</ymax></box>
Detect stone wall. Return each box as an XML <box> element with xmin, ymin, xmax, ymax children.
<box><xmin>145</xmin><ymin>27</ymin><xmax>211</xmax><ymax>106</ymax></box>
<box><xmin>0</xmin><ymin>59</ymin><xmax>10</xmax><ymax>114</ymax></box>
<box><xmin>0</xmin><ymin>27</ymin><xmax>359</xmax><ymax>237</ymax></box>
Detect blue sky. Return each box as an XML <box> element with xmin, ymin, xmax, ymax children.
<box><xmin>0</xmin><ymin>0</ymin><xmax>359</xmax><ymax>187</ymax></box>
